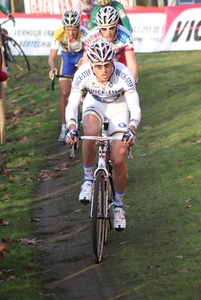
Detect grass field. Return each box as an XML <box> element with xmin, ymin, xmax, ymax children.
<box><xmin>0</xmin><ymin>51</ymin><xmax>201</xmax><ymax>299</ymax></box>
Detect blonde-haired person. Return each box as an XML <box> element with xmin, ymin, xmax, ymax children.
<box><xmin>48</xmin><ymin>10</ymin><xmax>88</xmax><ymax>143</ymax></box>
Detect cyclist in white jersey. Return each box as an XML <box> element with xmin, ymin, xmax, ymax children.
<box><xmin>81</xmin><ymin>6</ymin><xmax>138</xmax><ymax>83</ymax></box>
<box><xmin>66</xmin><ymin>41</ymin><xmax>141</xmax><ymax>231</ymax></box>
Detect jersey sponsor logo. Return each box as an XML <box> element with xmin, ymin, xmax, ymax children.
<box><xmin>85</xmin><ymin>31</ymin><xmax>101</xmax><ymax>45</ymax></box>
<box><xmin>73</xmin><ymin>69</ymin><xmax>91</xmax><ymax>86</ymax></box>
<box><xmin>116</xmin><ymin>28</ymin><xmax>130</xmax><ymax>44</ymax></box>
<box><xmin>86</xmin><ymin>105</ymin><xmax>96</xmax><ymax>110</ymax></box>
<box><xmin>80</xmin><ymin>26</ymin><xmax>89</xmax><ymax>37</ymax></box>
<box><xmin>115</xmin><ymin>69</ymin><xmax>133</xmax><ymax>87</ymax></box>
<box><xmin>92</xmin><ymin>93</ymin><xmax>122</xmax><ymax>103</ymax></box>
<box><xmin>118</xmin><ymin>122</ymin><xmax>127</xmax><ymax>128</ymax></box>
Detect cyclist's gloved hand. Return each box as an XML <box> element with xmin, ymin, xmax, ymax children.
<box><xmin>122</xmin><ymin>129</ymin><xmax>136</xmax><ymax>146</ymax></box>
<box><xmin>65</xmin><ymin>129</ymin><xmax>78</xmax><ymax>144</ymax></box>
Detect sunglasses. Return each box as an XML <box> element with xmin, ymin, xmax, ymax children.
<box><xmin>92</xmin><ymin>62</ymin><xmax>112</xmax><ymax>70</ymax></box>
<box><xmin>100</xmin><ymin>26</ymin><xmax>116</xmax><ymax>32</ymax></box>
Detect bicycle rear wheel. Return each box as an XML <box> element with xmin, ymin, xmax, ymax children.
<box><xmin>4</xmin><ymin>36</ymin><xmax>30</xmax><ymax>72</ymax></box>
<box><xmin>92</xmin><ymin>170</ymin><xmax>107</xmax><ymax>263</ymax></box>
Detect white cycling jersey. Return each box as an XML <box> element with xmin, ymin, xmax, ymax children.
<box><xmin>67</xmin><ymin>61</ymin><xmax>141</xmax><ymax>132</ymax></box>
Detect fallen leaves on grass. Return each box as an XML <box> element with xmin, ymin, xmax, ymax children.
<box><xmin>184</xmin><ymin>205</ymin><xmax>192</xmax><ymax>208</ymax></box>
<box><xmin>0</xmin><ymin>269</ymin><xmax>14</xmax><ymax>275</ymax></box>
<box><xmin>0</xmin><ymin>219</ymin><xmax>10</xmax><ymax>226</ymax></box>
<box><xmin>29</xmin><ymin>218</ymin><xmax>40</xmax><ymax>222</ymax></box>
<box><xmin>0</xmin><ymin>269</ymin><xmax>15</xmax><ymax>284</ymax></box>
<box><xmin>27</xmin><ymin>107</ymin><xmax>41</xmax><ymax>116</ymax></box>
<box><xmin>180</xmin><ymin>268</ymin><xmax>196</xmax><ymax>273</ymax></box>
<box><xmin>38</xmin><ymin>170</ymin><xmax>63</xmax><ymax>181</ymax></box>
<box><xmin>52</xmin><ymin>162</ymin><xmax>73</xmax><ymax>171</ymax></box>
<box><xmin>0</xmin><ymin>243</ymin><xmax>10</xmax><ymax>259</ymax></box>
<box><xmin>185</xmin><ymin>197</ymin><xmax>194</xmax><ymax>202</ymax></box>
<box><xmin>38</xmin><ymin>160</ymin><xmax>81</xmax><ymax>180</ymax></box>
<box><xmin>39</xmin><ymin>292</ymin><xmax>56</xmax><ymax>297</ymax></box>
<box><xmin>1</xmin><ymin>238</ymin><xmax>12</xmax><ymax>243</ymax></box>
<box><xmin>47</xmin><ymin>154</ymin><xmax>62</xmax><ymax>160</ymax></box>
<box><xmin>142</xmin><ymin>125</ymin><xmax>152</xmax><ymax>130</ymax></box>
<box><xmin>17</xmin><ymin>238</ymin><xmax>42</xmax><ymax>245</ymax></box>
<box><xmin>148</xmin><ymin>265</ymin><xmax>161</xmax><ymax>269</ymax></box>
<box><xmin>0</xmin><ymin>159</ymin><xmax>12</xmax><ymax>176</ymax></box>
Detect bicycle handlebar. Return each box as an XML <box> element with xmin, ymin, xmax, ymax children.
<box><xmin>51</xmin><ymin>73</ymin><xmax>74</xmax><ymax>90</ymax></box>
<box><xmin>80</xmin><ymin>135</ymin><xmax>133</xmax><ymax>159</ymax></box>
<box><xmin>79</xmin><ymin>136</ymin><xmax>121</xmax><ymax>141</ymax></box>
<box><xmin>0</xmin><ymin>15</ymin><xmax>15</xmax><ymax>27</ymax></box>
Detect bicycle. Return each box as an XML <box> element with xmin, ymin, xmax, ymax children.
<box><xmin>51</xmin><ymin>72</ymin><xmax>83</xmax><ymax>159</ymax></box>
<box><xmin>0</xmin><ymin>16</ymin><xmax>30</xmax><ymax>72</ymax></box>
<box><xmin>79</xmin><ymin>120</ymin><xmax>119</xmax><ymax>263</ymax></box>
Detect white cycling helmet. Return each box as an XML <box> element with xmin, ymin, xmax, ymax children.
<box><xmin>87</xmin><ymin>41</ymin><xmax>115</xmax><ymax>63</ymax></box>
<box><xmin>62</xmin><ymin>10</ymin><xmax>80</xmax><ymax>27</ymax></box>
<box><xmin>96</xmin><ymin>7</ymin><xmax>119</xmax><ymax>27</ymax></box>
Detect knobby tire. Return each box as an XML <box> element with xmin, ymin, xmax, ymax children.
<box><xmin>92</xmin><ymin>170</ymin><xmax>107</xmax><ymax>263</ymax></box>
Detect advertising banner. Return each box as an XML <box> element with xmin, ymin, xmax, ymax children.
<box><xmin>23</xmin><ymin>0</ymin><xmax>73</xmax><ymax>14</ymax></box>
<box><xmin>1</xmin><ymin>4</ymin><xmax>200</xmax><ymax>55</ymax></box>
<box><xmin>127</xmin><ymin>8</ymin><xmax>165</xmax><ymax>52</ymax></box>
<box><xmin>161</xmin><ymin>4</ymin><xmax>201</xmax><ymax>50</ymax></box>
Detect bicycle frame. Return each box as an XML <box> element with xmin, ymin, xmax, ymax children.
<box><xmin>80</xmin><ymin>129</ymin><xmax>119</xmax><ymax>263</ymax></box>
<box><xmin>79</xmin><ymin>121</ymin><xmax>134</xmax><ymax>263</ymax></box>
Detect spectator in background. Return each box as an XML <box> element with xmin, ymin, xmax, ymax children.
<box><xmin>90</xmin><ymin>0</ymin><xmax>133</xmax><ymax>32</ymax></box>
<box><xmin>75</xmin><ymin>0</ymin><xmax>96</xmax><ymax>28</ymax></box>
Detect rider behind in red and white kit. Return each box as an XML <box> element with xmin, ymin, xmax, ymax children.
<box><xmin>81</xmin><ymin>6</ymin><xmax>138</xmax><ymax>83</ymax></box>
<box><xmin>65</xmin><ymin>41</ymin><xmax>141</xmax><ymax>231</ymax></box>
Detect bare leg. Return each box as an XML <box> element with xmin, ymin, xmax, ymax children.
<box><xmin>81</xmin><ymin>114</ymin><xmax>101</xmax><ymax>166</ymax></box>
<box><xmin>79</xmin><ymin>114</ymin><xmax>101</xmax><ymax>203</ymax></box>
<box><xmin>59</xmin><ymin>79</ymin><xmax>71</xmax><ymax>125</ymax></box>
<box><xmin>110</xmin><ymin>140</ymin><xmax>128</xmax><ymax>193</ymax></box>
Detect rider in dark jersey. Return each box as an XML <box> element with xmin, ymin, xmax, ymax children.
<box><xmin>90</xmin><ymin>0</ymin><xmax>133</xmax><ymax>32</ymax></box>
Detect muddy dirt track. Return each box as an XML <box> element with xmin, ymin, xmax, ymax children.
<box><xmin>33</xmin><ymin>143</ymin><xmax>118</xmax><ymax>300</ymax></box>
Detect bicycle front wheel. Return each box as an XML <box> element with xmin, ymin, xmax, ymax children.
<box><xmin>4</xmin><ymin>37</ymin><xmax>30</xmax><ymax>72</ymax></box>
<box><xmin>92</xmin><ymin>170</ymin><xmax>107</xmax><ymax>264</ymax></box>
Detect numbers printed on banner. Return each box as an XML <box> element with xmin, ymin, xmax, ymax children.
<box><xmin>133</xmin><ymin>26</ymin><xmax>163</xmax><ymax>34</ymax></box>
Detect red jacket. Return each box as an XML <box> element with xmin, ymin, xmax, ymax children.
<box><xmin>0</xmin><ymin>50</ymin><xmax>8</xmax><ymax>82</ymax></box>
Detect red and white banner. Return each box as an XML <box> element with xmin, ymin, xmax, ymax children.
<box><xmin>23</xmin><ymin>0</ymin><xmax>73</xmax><ymax>14</ymax></box>
<box><xmin>0</xmin><ymin>4</ymin><xmax>200</xmax><ymax>55</ymax></box>
<box><xmin>161</xmin><ymin>4</ymin><xmax>201</xmax><ymax>51</ymax></box>
<box><xmin>23</xmin><ymin>0</ymin><xmax>134</xmax><ymax>13</ymax></box>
